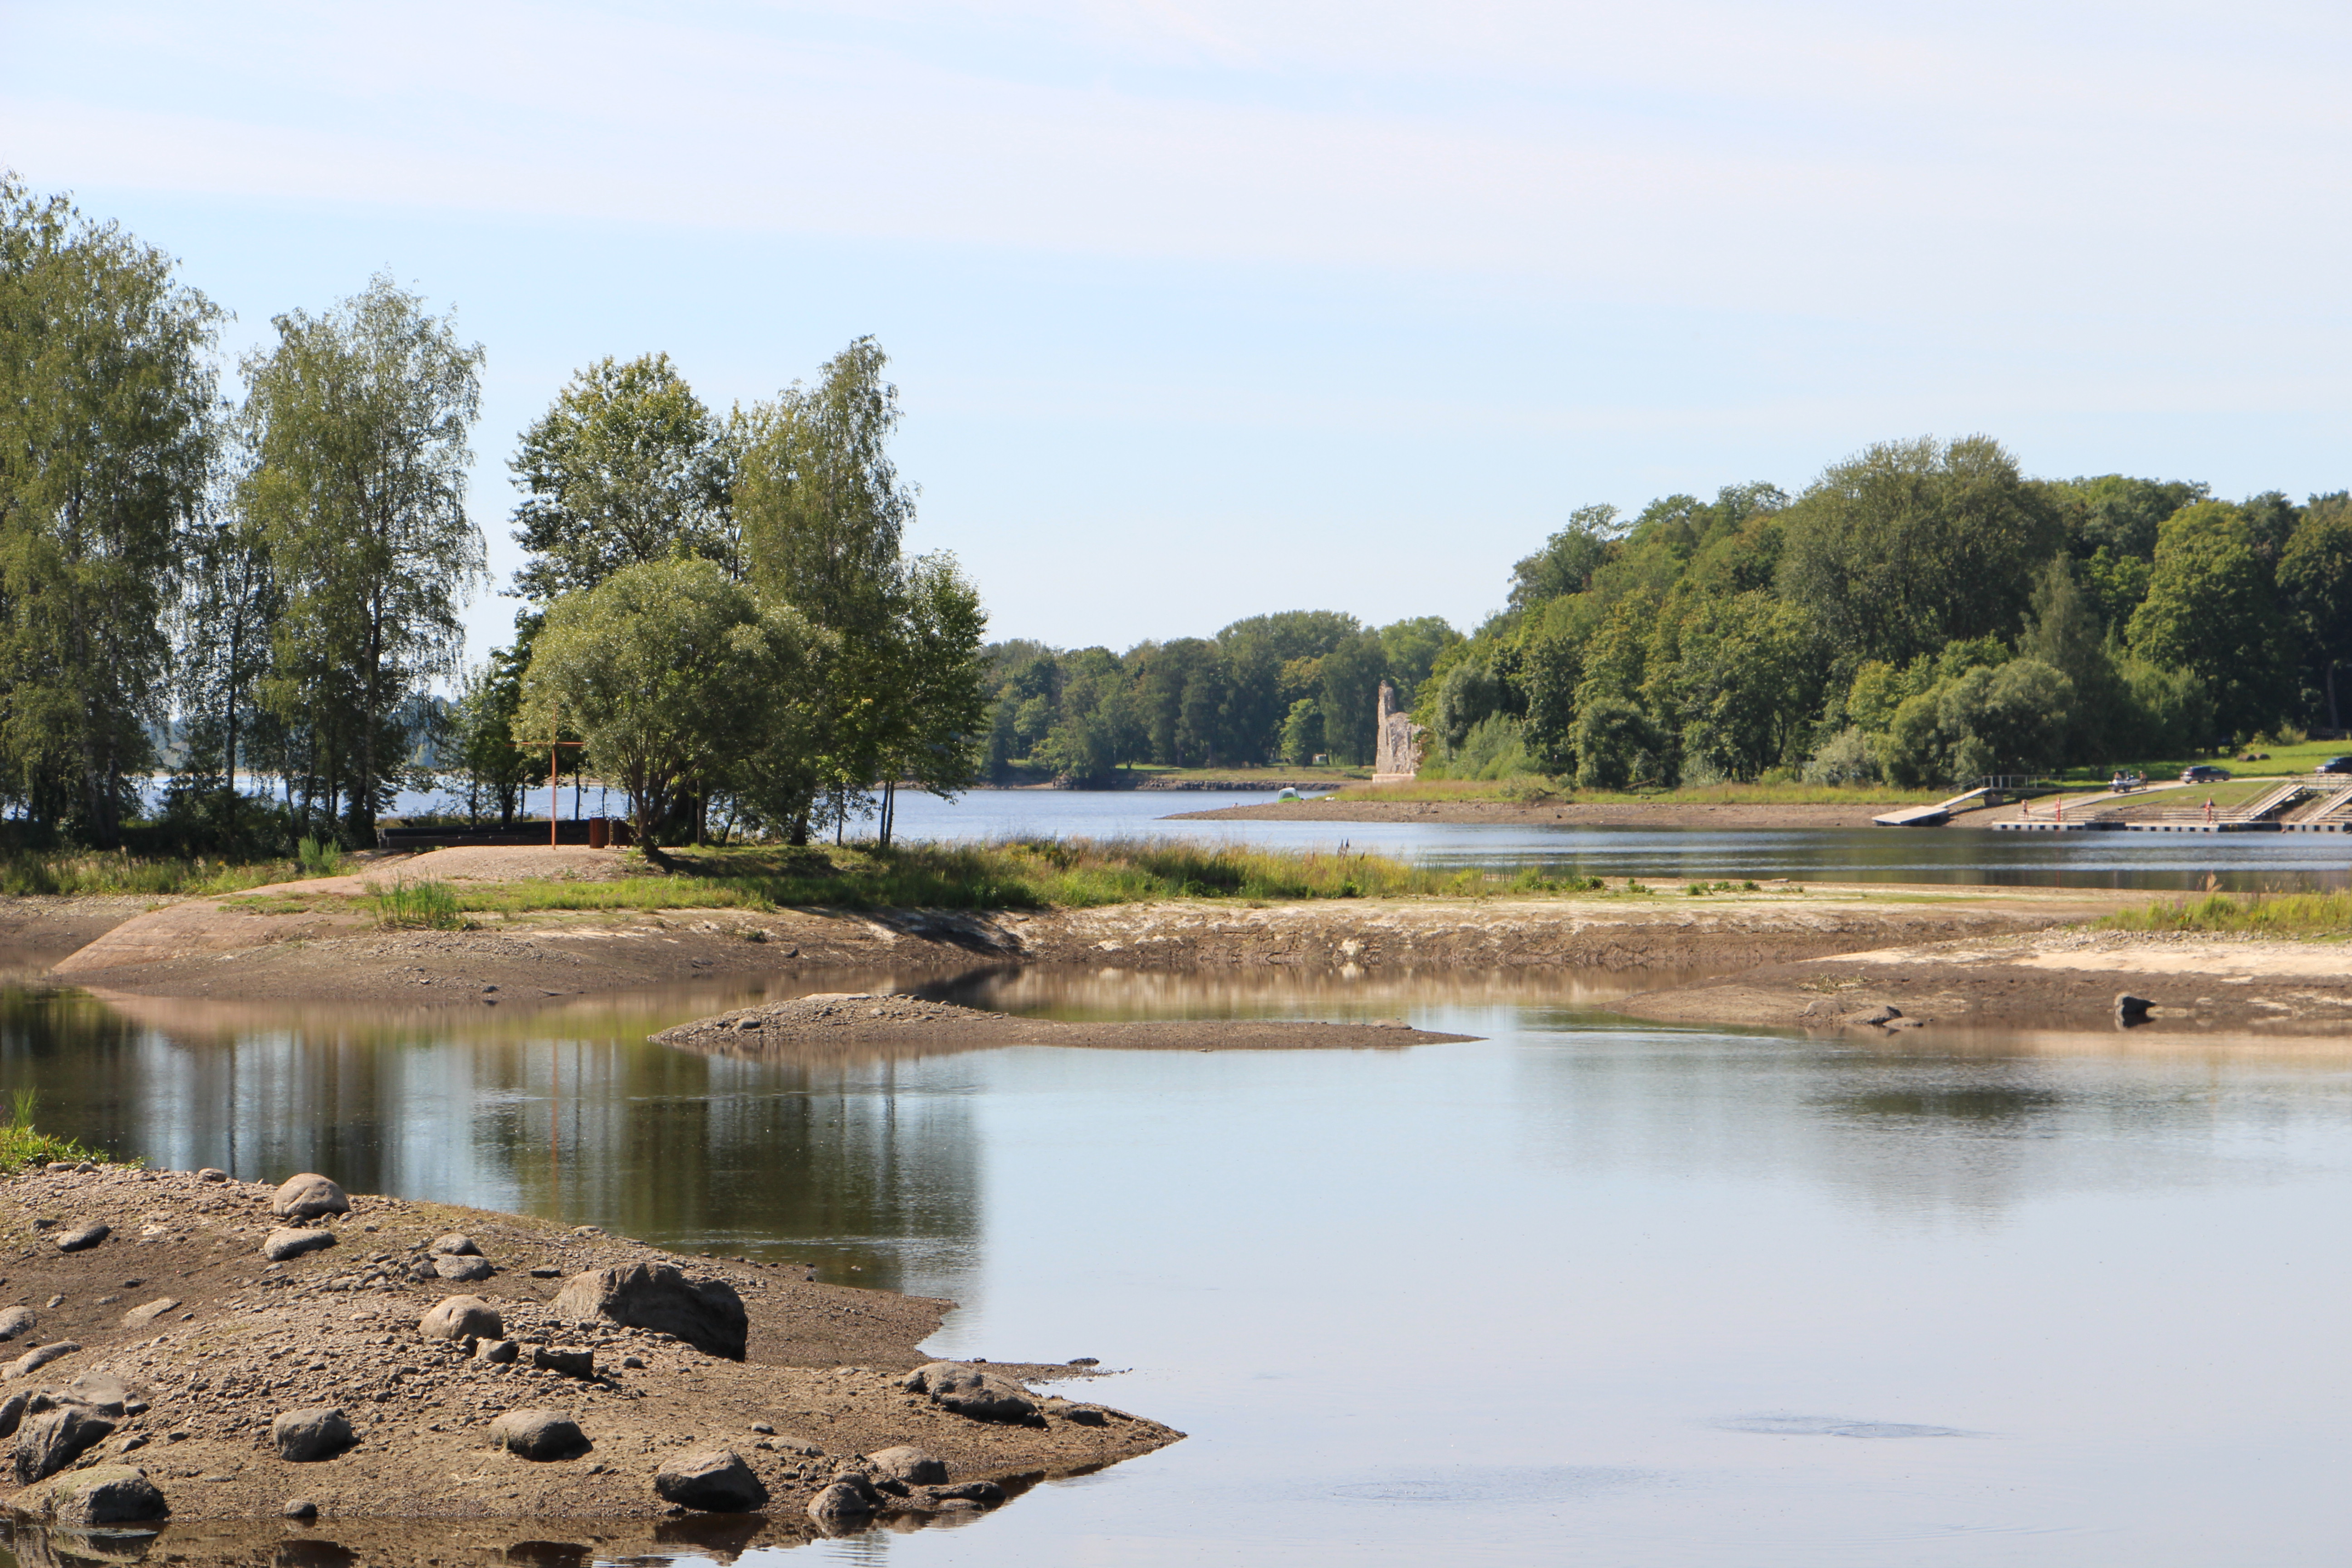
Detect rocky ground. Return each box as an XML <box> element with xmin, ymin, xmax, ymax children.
<box><xmin>0</xmin><ymin>1163</ymin><xmax>1177</xmax><ymax>1552</ymax></box>
<box><xmin>1616</xmin><ymin>927</ymin><xmax>2352</xmax><ymax>1040</ymax></box>
<box><xmin>652</xmin><ymin>991</ymin><xmax>1475</xmax><ymax>1055</ymax></box>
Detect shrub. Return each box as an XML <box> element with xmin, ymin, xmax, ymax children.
<box><xmin>372</xmin><ymin>877</ymin><xmax>465</xmax><ymax>930</ymax></box>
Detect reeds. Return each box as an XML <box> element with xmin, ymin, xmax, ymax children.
<box><xmin>371</xmin><ymin>876</ymin><xmax>466</xmax><ymax>930</ymax></box>
<box><xmin>0</xmin><ymin>1088</ymin><xmax>108</xmax><ymax>1172</ymax></box>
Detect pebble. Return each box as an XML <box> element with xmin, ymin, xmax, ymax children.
<box><xmin>283</xmin><ymin>1499</ymin><xmax>318</xmax><ymax>1520</ymax></box>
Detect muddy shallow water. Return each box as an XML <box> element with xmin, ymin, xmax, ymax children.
<box><xmin>7</xmin><ymin>967</ymin><xmax>2352</xmax><ymax>1564</ymax></box>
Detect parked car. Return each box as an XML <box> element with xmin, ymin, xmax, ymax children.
<box><xmin>2181</xmin><ymin>764</ymin><xmax>2233</xmax><ymax>783</ymax></box>
<box><xmin>2109</xmin><ymin>771</ymin><xmax>2145</xmax><ymax>792</ymax></box>
<box><xmin>2318</xmin><ymin>756</ymin><xmax>2352</xmax><ymax>775</ymax></box>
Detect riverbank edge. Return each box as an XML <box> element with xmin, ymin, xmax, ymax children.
<box><xmin>0</xmin><ymin>1163</ymin><xmax>1177</xmax><ymax>1539</ymax></box>
<box><xmin>30</xmin><ymin>882</ymin><xmax>2146</xmax><ymax>1007</ymax></box>
<box><xmin>1168</xmin><ymin>799</ymin><xmax>1915</xmax><ymax>828</ymax></box>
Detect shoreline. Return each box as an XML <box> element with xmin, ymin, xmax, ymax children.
<box><xmin>29</xmin><ymin>870</ymin><xmax>2139</xmax><ymax>1008</ymax></box>
<box><xmin>1168</xmin><ymin>799</ymin><xmax>1908</xmax><ymax>829</ymax></box>
<box><xmin>0</xmin><ymin>1163</ymin><xmax>1176</xmax><ymax>1544</ymax></box>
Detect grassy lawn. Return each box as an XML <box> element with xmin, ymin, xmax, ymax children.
<box><xmin>2058</xmin><ymin>738</ymin><xmax>2352</xmax><ymax>783</ymax></box>
<box><xmin>0</xmin><ymin>850</ymin><xmax>335</xmax><ymax>898</ymax></box>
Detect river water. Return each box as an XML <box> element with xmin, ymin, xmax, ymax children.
<box><xmin>9</xmin><ymin>954</ymin><xmax>2352</xmax><ymax>1565</ymax></box>
<box><xmin>880</xmin><ymin>789</ymin><xmax>2352</xmax><ymax>892</ymax></box>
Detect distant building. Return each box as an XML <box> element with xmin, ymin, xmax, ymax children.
<box><xmin>1373</xmin><ymin>681</ymin><xmax>1427</xmax><ymax>781</ymax></box>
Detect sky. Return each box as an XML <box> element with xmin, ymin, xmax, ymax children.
<box><xmin>5</xmin><ymin>0</ymin><xmax>2350</xmax><ymax>662</ymax></box>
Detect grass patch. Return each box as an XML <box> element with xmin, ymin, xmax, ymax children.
<box><xmin>437</xmin><ymin>839</ymin><xmax>1700</xmax><ymax>916</ymax></box>
<box><xmin>372</xmin><ymin>876</ymin><xmax>466</xmax><ymax>930</ymax></box>
<box><xmin>2101</xmin><ymin>890</ymin><xmax>2352</xmax><ymax>938</ymax></box>
<box><xmin>0</xmin><ymin>1089</ymin><xmax>109</xmax><ymax>1172</ymax></box>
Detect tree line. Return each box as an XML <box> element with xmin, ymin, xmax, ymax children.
<box><xmin>1427</xmin><ymin>437</ymin><xmax>2352</xmax><ymax>788</ymax></box>
<box><xmin>981</xmin><ymin>613</ymin><xmax>1462</xmax><ymax>780</ymax></box>
<box><xmin>0</xmin><ymin>175</ymin><xmax>985</xmax><ymax>849</ymax></box>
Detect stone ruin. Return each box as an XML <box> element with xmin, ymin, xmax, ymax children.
<box><xmin>1373</xmin><ymin>681</ymin><xmax>1427</xmax><ymax>781</ymax></box>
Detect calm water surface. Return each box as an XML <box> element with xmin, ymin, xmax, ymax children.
<box><xmin>884</xmin><ymin>789</ymin><xmax>2352</xmax><ymax>892</ymax></box>
<box><xmin>9</xmin><ymin>969</ymin><xmax>2352</xmax><ymax>1564</ymax></box>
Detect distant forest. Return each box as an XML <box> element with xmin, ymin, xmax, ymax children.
<box><xmin>982</xmin><ymin>614</ymin><xmax>1461</xmax><ymax>779</ymax></box>
<box><xmin>992</xmin><ymin>437</ymin><xmax>2352</xmax><ymax>789</ymax></box>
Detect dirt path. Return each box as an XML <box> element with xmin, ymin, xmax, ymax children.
<box><xmin>0</xmin><ymin>1163</ymin><xmax>1174</xmax><ymax>1541</ymax></box>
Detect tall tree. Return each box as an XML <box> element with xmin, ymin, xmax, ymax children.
<box><xmin>510</xmin><ymin>352</ymin><xmax>734</xmax><ymax>602</ymax></box>
<box><xmin>737</xmin><ymin>337</ymin><xmax>915</xmax><ymax>839</ymax></box>
<box><xmin>2127</xmin><ymin>500</ymin><xmax>2287</xmax><ymax>743</ymax></box>
<box><xmin>240</xmin><ymin>275</ymin><xmax>486</xmax><ymax>840</ymax></box>
<box><xmin>2279</xmin><ymin>494</ymin><xmax>2352</xmax><ymax>732</ymax></box>
<box><xmin>518</xmin><ymin>558</ymin><xmax>808</xmax><ymax>848</ymax></box>
<box><xmin>0</xmin><ymin>177</ymin><xmax>221</xmax><ymax>843</ymax></box>
<box><xmin>1777</xmin><ymin>435</ymin><xmax>2060</xmax><ymax>666</ymax></box>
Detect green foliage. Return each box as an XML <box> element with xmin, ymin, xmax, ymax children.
<box><xmin>519</xmin><ymin>558</ymin><xmax>810</xmax><ymax>848</ymax></box>
<box><xmin>0</xmin><ymin>1090</ymin><xmax>108</xmax><ymax>1173</ymax></box>
<box><xmin>509</xmin><ymin>352</ymin><xmax>734</xmax><ymax>601</ymax></box>
<box><xmin>2100</xmin><ymin>890</ymin><xmax>2352</xmax><ymax>938</ymax></box>
<box><xmin>240</xmin><ymin>274</ymin><xmax>485</xmax><ymax>840</ymax></box>
<box><xmin>0</xmin><ymin>176</ymin><xmax>221</xmax><ymax>845</ymax></box>
<box><xmin>371</xmin><ymin>875</ymin><xmax>464</xmax><ymax>930</ymax></box>
<box><xmin>2127</xmin><ymin>500</ymin><xmax>2288</xmax><ymax>742</ymax></box>
<box><xmin>1776</xmin><ymin>435</ymin><xmax>2060</xmax><ymax>667</ymax></box>
<box><xmin>295</xmin><ymin>835</ymin><xmax>346</xmax><ymax>877</ymax></box>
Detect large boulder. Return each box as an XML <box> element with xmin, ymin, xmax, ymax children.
<box><xmin>14</xmin><ymin>1462</ymin><xmax>168</xmax><ymax>1526</ymax></box>
<box><xmin>487</xmin><ymin>1409</ymin><xmax>589</xmax><ymax>1461</ymax></box>
<box><xmin>0</xmin><ymin>1307</ymin><xmax>34</xmax><ymax>1342</ymax></box>
<box><xmin>419</xmin><ymin>1296</ymin><xmax>504</xmax><ymax>1343</ymax></box>
<box><xmin>14</xmin><ymin>1404</ymin><xmax>114</xmax><ymax>1483</ymax></box>
<box><xmin>901</xmin><ymin>1362</ymin><xmax>1039</xmax><ymax>1423</ymax></box>
<box><xmin>272</xmin><ymin>1173</ymin><xmax>349</xmax><ymax>1222</ymax></box>
<box><xmin>431</xmin><ymin>1234</ymin><xmax>481</xmax><ymax>1256</ymax></box>
<box><xmin>653</xmin><ymin>1449</ymin><xmax>769</xmax><ymax>1513</ymax></box>
<box><xmin>553</xmin><ymin>1264</ymin><xmax>747</xmax><ymax>1360</ymax></box>
<box><xmin>272</xmin><ymin>1406</ymin><xmax>355</xmax><ymax>1463</ymax></box>
<box><xmin>263</xmin><ymin>1228</ymin><xmax>337</xmax><ymax>1263</ymax></box>
<box><xmin>6</xmin><ymin>1343</ymin><xmax>80</xmax><ymax>1380</ymax></box>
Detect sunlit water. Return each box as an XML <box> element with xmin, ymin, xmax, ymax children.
<box><xmin>9</xmin><ymin>969</ymin><xmax>2352</xmax><ymax>1565</ymax></box>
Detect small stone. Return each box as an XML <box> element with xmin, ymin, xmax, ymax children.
<box><xmin>14</xmin><ymin>1404</ymin><xmax>113</xmax><ymax>1483</ymax></box>
<box><xmin>272</xmin><ymin>1406</ymin><xmax>355</xmax><ymax>1463</ymax></box>
<box><xmin>529</xmin><ymin>1267</ymin><xmax>562</xmax><ymax>1279</ymax></box>
<box><xmin>866</xmin><ymin>1444</ymin><xmax>947</xmax><ymax>1485</ymax></box>
<box><xmin>196</xmin><ymin>1168</ymin><xmax>227</xmax><ymax>1183</ymax></box>
<box><xmin>2116</xmin><ymin>992</ymin><xmax>2155</xmax><ymax>1022</ymax></box>
<box><xmin>5</xmin><ymin>1342</ymin><xmax>80</xmax><ymax>1380</ymax></box>
<box><xmin>120</xmin><ymin>1297</ymin><xmax>180</xmax><ymax>1328</ymax></box>
<box><xmin>54</xmin><ymin>1223</ymin><xmax>108</xmax><ymax>1254</ymax></box>
<box><xmin>1067</xmin><ymin>1356</ymin><xmax>1100</xmax><ymax>1367</ymax></box>
<box><xmin>435</xmin><ymin>1255</ymin><xmax>494</xmax><ymax>1282</ymax></box>
<box><xmin>926</xmin><ymin>1479</ymin><xmax>1005</xmax><ymax>1507</ymax></box>
<box><xmin>750</xmin><ymin>1421</ymin><xmax>774</xmax><ymax>1434</ymax></box>
<box><xmin>805</xmin><ymin>1471</ymin><xmax>876</xmax><ymax>1529</ymax></box>
<box><xmin>0</xmin><ymin>1308</ymin><xmax>34</xmax><ymax>1343</ymax></box>
<box><xmin>489</xmin><ymin>1408</ymin><xmax>590</xmax><ymax>1460</ymax></box>
<box><xmin>475</xmin><ymin>1338</ymin><xmax>519</xmax><ymax>1365</ymax></box>
<box><xmin>1847</xmin><ymin>1004</ymin><xmax>1901</xmax><ymax>1026</ymax></box>
<box><xmin>284</xmin><ymin>1499</ymin><xmax>318</xmax><ymax>1520</ymax></box>
<box><xmin>1059</xmin><ymin>1406</ymin><xmax>1107</xmax><ymax>1426</ymax></box>
<box><xmin>41</xmin><ymin>1294</ymin><xmax>60</xmax><ymax>1308</ymax></box>
<box><xmin>272</xmin><ymin>1173</ymin><xmax>350</xmax><ymax>1222</ymax></box>
<box><xmin>0</xmin><ymin>1392</ymin><xmax>27</xmax><ymax>1437</ymax></box>
<box><xmin>531</xmin><ymin>1346</ymin><xmax>594</xmax><ymax>1379</ymax></box>
<box><xmin>430</xmin><ymin>1234</ymin><xmax>481</xmax><ymax>1257</ymax></box>
<box><xmin>620</xmin><ymin>1355</ymin><xmax>645</xmax><ymax>1370</ymax></box>
<box><xmin>655</xmin><ymin>1449</ymin><xmax>769</xmax><ymax>1513</ymax></box>
<box><xmin>420</xmin><ymin>1296</ymin><xmax>504</xmax><ymax>1343</ymax></box>
<box><xmin>262</xmin><ymin>1228</ymin><xmax>337</xmax><ymax>1263</ymax></box>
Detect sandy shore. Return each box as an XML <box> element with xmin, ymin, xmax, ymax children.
<box><xmin>32</xmin><ymin>860</ymin><xmax>2139</xmax><ymax>1007</ymax></box>
<box><xmin>0</xmin><ymin>1163</ymin><xmax>1175</xmax><ymax>1545</ymax></box>
<box><xmin>1616</xmin><ymin>928</ymin><xmax>2352</xmax><ymax>1039</ymax></box>
<box><xmin>1169</xmin><ymin>799</ymin><xmax>1902</xmax><ymax>829</ymax></box>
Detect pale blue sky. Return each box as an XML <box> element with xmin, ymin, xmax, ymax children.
<box><xmin>5</xmin><ymin>1</ymin><xmax>2348</xmax><ymax>661</ymax></box>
